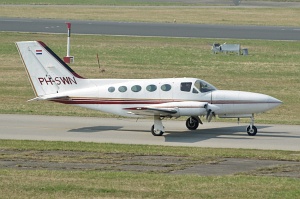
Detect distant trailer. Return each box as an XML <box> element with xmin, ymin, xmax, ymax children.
<box><xmin>212</xmin><ymin>43</ymin><xmax>241</xmax><ymax>55</ymax></box>
<box><xmin>233</xmin><ymin>0</ymin><xmax>241</xmax><ymax>6</ymax></box>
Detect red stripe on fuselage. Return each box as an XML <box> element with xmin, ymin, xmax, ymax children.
<box><xmin>50</xmin><ymin>98</ymin><xmax>174</xmax><ymax>105</ymax></box>
<box><xmin>50</xmin><ymin>98</ymin><xmax>274</xmax><ymax>105</ymax></box>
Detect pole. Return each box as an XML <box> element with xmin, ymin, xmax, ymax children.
<box><xmin>66</xmin><ymin>22</ymin><xmax>71</xmax><ymax>57</ymax></box>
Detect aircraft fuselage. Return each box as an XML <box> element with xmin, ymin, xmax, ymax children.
<box><xmin>48</xmin><ymin>77</ymin><xmax>281</xmax><ymax>118</ymax></box>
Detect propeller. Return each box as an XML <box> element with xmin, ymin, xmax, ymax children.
<box><xmin>204</xmin><ymin>103</ymin><xmax>219</xmax><ymax>122</ymax></box>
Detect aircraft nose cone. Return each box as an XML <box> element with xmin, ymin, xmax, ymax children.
<box><xmin>268</xmin><ymin>96</ymin><xmax>282</xmax><ymax>109</ymax></box>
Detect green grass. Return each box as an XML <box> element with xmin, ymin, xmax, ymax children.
<box><xmin>1</xmin><ymin>0</ymin><xmax>300</xmax><ymax>5</ymax></box>
<box><xmin>0</xmin><ymin>0</ymin><xmax>202</xmax><ymax>5</ymax></box>
<box><xmin>0</xmin><ymin>32</ymin><xmax>299</xmax><ymax>124</ymax></box>
<box><xmin>1</xmin><ymin>6</ymin><xmax>300</xmax><ymax>26</ymax></box>
<box><xmin>1</xmin><ymin>170</ymin><xmax>300</xmax><ymax>199</ymax></box>
<box><xmin>0</xmin><ymin>140</ymin><xmax>300</xmax><ymax>199</ymax></box>
<box><xmin>1</xmin><ymin>140</ymin><xmax>300</xmax><ymax>160</ymax></box>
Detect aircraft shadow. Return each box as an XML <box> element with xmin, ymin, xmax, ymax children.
<box><xmin>67</xmin><ymin>124</ymin><xmax>298</xmax><ymax>144</ymax></box>
<box><xmin>163</xmin><ymin>125</ymin><xmax>252</xmax><ymax>143</ymax></box>
<box><xmin>69</xmin><ymin>126</ymin><xmax>123</xmax><ymax>133</ymax></box>
<box><xmin>163</xmin><ymin>125</ymin><xmax>299</xmax><ymax>143</ymax></box>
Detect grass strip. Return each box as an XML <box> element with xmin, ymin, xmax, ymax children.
<box><xmin>1</xmin><ymin>139</ymin><xmax>300</xmax><ymax>160</ymax></box>
<box><xmin>1</xmin><ymin>6</ymin><xmax>300</xmax><ymax>26</ymax></box>
<box><xmin>0</xmin><ymin>140</ymin><xmax>300</xmax><ymax>199</ymax></box>
<box><xmin>0</xmin><ymin>169</ymin><xmax>299</xmax><ymax>199</ymax></box>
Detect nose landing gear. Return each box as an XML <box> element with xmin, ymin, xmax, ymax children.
<box><xmin>247</xmin><ymin>114</ymin><xmax>257</xmax><ymax>136</ymax></box>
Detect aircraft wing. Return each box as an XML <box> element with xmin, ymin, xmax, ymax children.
<box><xmin>125</xmin><ymin>107</ymin><xmax>177</xmax><ymax>117</ymax></box>
<box><xmin>124</xmin><ymin>101</ymin><xmax>220</xmax><ymax>118</ymax></box>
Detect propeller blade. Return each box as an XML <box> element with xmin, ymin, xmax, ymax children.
<box><xmin>208</xmin><ymin>113</ymin><xmax>213</xmax><ymax>122</ymax></box>
<box><xmin>205</xmin><ymin>103</ymin><xmax>219</xmax><ymax>122</ymax></box>
<box><xmin>207</xmin><ymin>112</ymin><xmax>216</xmax><ymax>122</ymax></box>
<box><xmin>206</xmin><ymin>109</ymin><xmax>211</xmax><ymax>121</ymax></box>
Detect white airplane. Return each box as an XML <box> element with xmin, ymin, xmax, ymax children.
<box><xmin>16</xmin><ymin>41</ymin><xmax>282</xmax><ymax>136</ymax></box>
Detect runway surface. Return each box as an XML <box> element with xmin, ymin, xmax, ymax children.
<box><xmin>1</xmin><ymin>17</ymin><xmax>300</xmax><ymax>41</ymax></box>
<box><xmin>1</xmin><ymin>114</ymin><xmax>299</xmax><ymax>151</ymax></box>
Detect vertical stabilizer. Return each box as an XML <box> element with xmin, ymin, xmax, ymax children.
<box><xmin>16</xmin><ymin>41</ymin><xmax>91</xmax><ymax>97</ymax></box>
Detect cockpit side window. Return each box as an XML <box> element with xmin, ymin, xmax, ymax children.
<box><xmin>180</xmin><ymin>82</ymin><xmax>192</xmax><ymax>92</ymax></box>
<box><xmin>194</xmin><ymin>80</ymin><xmax>217</xmax><ymax>93</ymax></box>
<box><xmin>194</xmin><ymin>80</ymin><xmax>201</xmax><ymax>92</ymax></box>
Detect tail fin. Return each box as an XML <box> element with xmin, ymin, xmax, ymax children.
<box><xmin>16</xmin><ymin>41</ymin><xmax>91</xmax><ymax>97</ymax></box>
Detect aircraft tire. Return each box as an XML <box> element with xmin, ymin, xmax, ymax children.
<box><xmin>151</xmin><ymin>125</ymin><xmax>164</xmax><ymax>136</ymax></box>
<box><xmin>247</xmin><ymin>125</ymin><xmax>257</xmax><ymax>136</ymax></box>
<box><xmin>186</xmin><ymin>116</ymin><xmax>199</xmax><ymax>130</ymax></box>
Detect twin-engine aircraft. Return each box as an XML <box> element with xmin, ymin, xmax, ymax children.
<box><xmin>16</xmin><ymin>41</ymin><xmax>282</xmax><ymax>136</ymax></box>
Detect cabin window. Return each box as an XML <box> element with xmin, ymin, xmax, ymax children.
<box><xmin>118</xmin><ymin>86</ymin><xmax>127</xmax><ymax>92</ymax></box>
<box><xmin>108</xmin><ymin>87</ymin><xmax>115</xmax><ymax>92</ymax></box>
<box><xmin>146</xmin><ymin>84</ymin><xmax>157</xmax><ymax>92</ymax></box>
<box><xmin>180</xmin><ymin>82</ymin><xmax>192</xmax><ymax>92</ymax></box>
<box><xmin>161</xmin><ymin>84</ymin><xmax>171</xmax><ymax>91</ymax></box>
<box><xmin>131</xmin><ymin>85</ymin><xmax>142</xmax><ymax>92</ymax></box>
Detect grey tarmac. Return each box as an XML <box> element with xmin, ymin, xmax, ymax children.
<box><xmin>1</xmin><ymin>114</ymin><xmax>299</xmax><ymax>151</ymax></box>
<box><xmin>1</xmin><ymin>17</ymin><xmax>300</xmax><ymax>41</ymax></box>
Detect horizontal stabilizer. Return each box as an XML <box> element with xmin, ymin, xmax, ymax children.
<box><xmin>28</xmin><ymin>95</ymin><xmax>69</xmax><ymax>102</ymax></box>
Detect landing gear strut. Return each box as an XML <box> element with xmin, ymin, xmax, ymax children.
<box><xmin>186</xmin><ymin>116</ymin><xmax>199</xmax><ymax>130</ymax></box>
<box><xmin>247</xmin><ymin>114</ymin><xmax>257</xmax><ymax>136</ymax></box>
<box><xmin>151</xmin><ymin>115</ymin><xmax>165</xmax><ymax>136</ymax></box>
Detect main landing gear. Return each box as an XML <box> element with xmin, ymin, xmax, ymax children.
<box><xmin>185</xmin><ymin>116</ymin><xmax>201</xmax><ymax>130</ymax></box>
<box><xmin>151</xmin><ymin>115</ymin><xmax>165</xmax><ymax>136</ymax></box>
<box><xmin>151</xmin><ymin>116</ymin><xmax>201</xmax><ymax>136</ymax></box>
<box><xmin>246</xmin><ymin>114</ymin><xmax>257</xmax><ymax>136</ymax></box>
<box><xmin>151</xmin><ymin>116</ymin><xmax>202</xmax><ymax>136</ymax></box>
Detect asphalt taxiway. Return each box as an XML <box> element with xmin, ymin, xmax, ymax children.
<box><xmin>1</xmin><ymin>17</ymin><xmax>300</xmax><ymax>41</ymax></box>
<box><xmin>1</xmin><ymin>114</ymin><xmax>299</xmax><ymax>151</ymax></box>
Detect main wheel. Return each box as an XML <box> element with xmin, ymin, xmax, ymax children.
<box><xmin>186</xmin><ymin>116</ymin><xmax>199</xmax><ymax>130</ymax></box>
<box><xmin>151</xmin><ymin>125</ymin><xmax>164</xmax><ymax>136</ymax></box>
<box><xmin>247</xmin><ymin>125</ymin><xmax>257</xmax><ymax>136</ymax></box>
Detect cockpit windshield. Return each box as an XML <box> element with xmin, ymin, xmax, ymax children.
<box><xmin>193</xmin><ymin>80</ymin><xmax>217</xmax><ymax>93</ymax></box>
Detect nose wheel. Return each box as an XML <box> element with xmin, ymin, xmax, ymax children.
<box><xmin>247</xmin><ymin>125</ymin><xmax>257</xmax><ymax>136</ymax></box>
<box><xmin>247</xmin><ymin>114</ymin><xmax>257</xmax><ymax>136</ymax></box>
